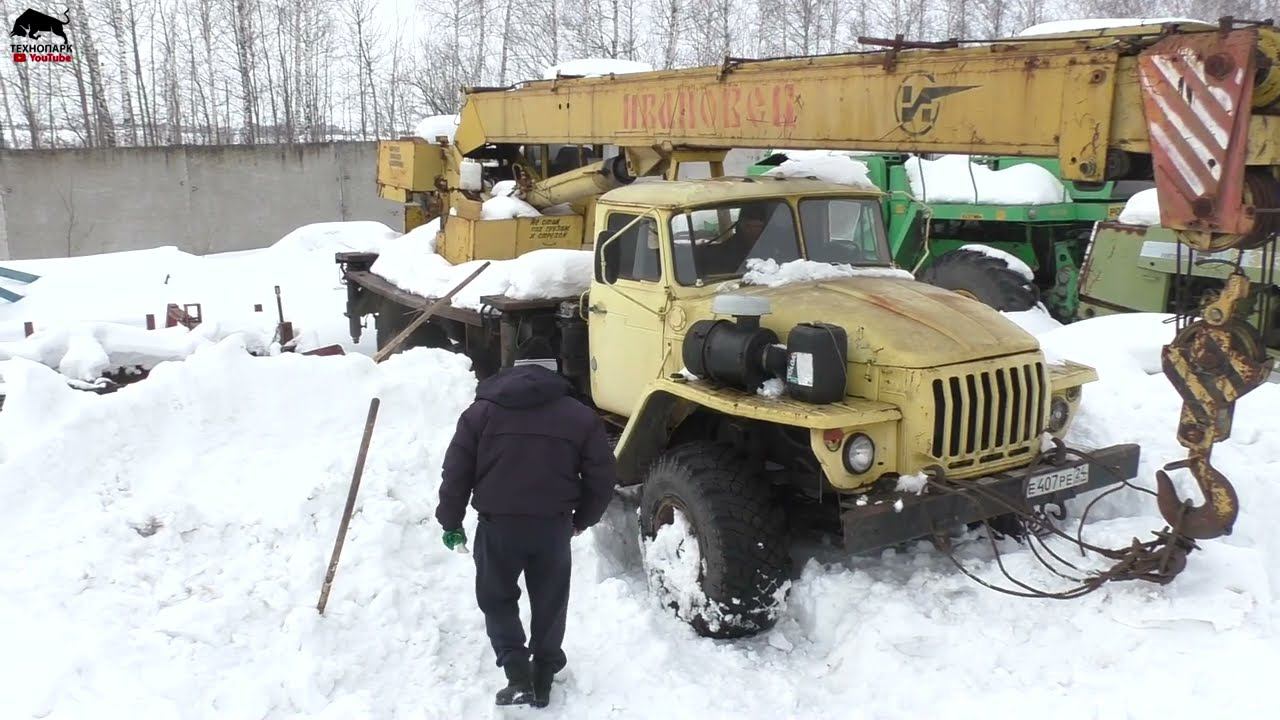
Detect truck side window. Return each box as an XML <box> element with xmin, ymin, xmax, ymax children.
<box><xmin>603</xmin><ymin>213</ymin><xmax>662</xmax><ymax>282</ymax></box>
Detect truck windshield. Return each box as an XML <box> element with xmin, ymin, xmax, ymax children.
<box><xmin>669</xmin><ymin>200</ymin><xmax>801</xmax><ymax>285</ymax></box>
<box><xmin>799</xmin><ymin>198</ymin><xmax>891</xmax><ymax>266</ymax></box>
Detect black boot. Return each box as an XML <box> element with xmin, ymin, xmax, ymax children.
<box><xmin>530</xmin><ymin>660</ymin><xmax>557</xmax><ymax>708</ymax></box>
<box><xmin>495</xmin><ymin>657</ymin><xmax>534</xmax><ymax>706</ymax></box>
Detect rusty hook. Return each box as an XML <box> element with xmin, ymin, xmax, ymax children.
<box><xmin>1155</xmin><ymin>454</ymin><xmax>1238</xmax><ymax>539</ymax></box>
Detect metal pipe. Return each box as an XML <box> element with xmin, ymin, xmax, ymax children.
<box><xmin>317</xmin><ymin>397</ymin><xmax>381</xmax><ymax>615</ymax></box>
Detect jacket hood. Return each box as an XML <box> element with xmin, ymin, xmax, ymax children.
<box><xmin>476</xmin><ymin>364</ymin><xmax>572</xmax><ymax>408</ymax></box>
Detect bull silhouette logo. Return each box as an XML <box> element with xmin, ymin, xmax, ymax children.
<box><xmin>9</xmin><ymin>7</ymin><xmax>70</xmax><ymax>42</ymax></box>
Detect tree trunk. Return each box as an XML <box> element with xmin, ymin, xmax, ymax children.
<box><xmin>233</xmin><ymin>0</ymin><xmax>258</xmax><ymax>143</ymax></box>
<box><xmin>69</xmin><ymin>29</ymin><xmax>94</xmax><ymax>147</ymax></box>
<box><xmin>110</xmin><ymin>0</ymin><xmax>137</xmax><ymax>144</ymax></box>
<box><xmin>276</xmin><ymin>6</ymin><xmax>294</xmax><ymax>143</ymax></box>
<box><xmin>127</xmin><ymin>0</ymin><xmax>153</xmax><ymax>145</ymax></box>
<box><xmin>255</xmin><ymin>0</ymin><xmax>280</xmax><ymax>142</ymax></box>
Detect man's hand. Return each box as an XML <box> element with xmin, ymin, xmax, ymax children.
<box><xmin>442</xmin><ymin>528</ymin><xmax>467</xmax><ymax>551</ymax></box>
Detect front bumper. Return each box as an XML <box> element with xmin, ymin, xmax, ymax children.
<box><xmin>840</xmin><ymin>443</ymin><xmax>1140</xmax><ymax>554</ymax></box>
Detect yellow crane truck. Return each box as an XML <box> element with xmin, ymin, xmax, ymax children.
<box><xmin>338</xmin><ymin>19</ymin><xmax>1280</xmax><ymax>637</ymax></box>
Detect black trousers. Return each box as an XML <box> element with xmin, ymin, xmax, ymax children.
<box><xmin>473</xmin><ymin>513</ymin><xmax>572</xmax><ymax>670</ymax></box>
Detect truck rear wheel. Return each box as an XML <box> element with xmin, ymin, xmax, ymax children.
<box><xmin>638</xmin><ymin>442</ymin><xmax>790</xmax><ymax>639</ymax></box>
<box><xmin>375</xmin><ymin>300</ymin><xmax>450</xmax><ymax>355</ymax></box>
<box><xmin>918</xmin><ymin>249</ymin><xmax>1038</xmax><ymax>312</ymax></box>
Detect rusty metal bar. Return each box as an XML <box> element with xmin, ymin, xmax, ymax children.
<box><xmin>317</xmin><ymin>396</ymin><xmax>381</xmax><ymax>615</ymax></box>
<box><xmin>373</xmin><ymin>261</ymin><xmax>491</xmax><ymax>363</ymax></box>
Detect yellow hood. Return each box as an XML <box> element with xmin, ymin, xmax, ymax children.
<box><xmin>702</xmin><ymin>276</ymin><xmax>1039</xmax><ymax>369</ymax></box>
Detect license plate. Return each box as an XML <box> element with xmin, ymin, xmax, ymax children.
<box><xmin>1025</xmin><ymin>464</ymin><xmax>1089</xmax><ymax>498</ymax></box>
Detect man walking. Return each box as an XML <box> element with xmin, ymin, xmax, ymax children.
<box><xmin>435</xmin><ymin>363</ymin><xmax>618</xmax><ymax>709</ymax></box>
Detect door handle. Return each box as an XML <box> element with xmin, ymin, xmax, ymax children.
<box><xmin>588</xmin><ymin>304</ymin><xmax>607</xmax><ymax>315</ymax></box>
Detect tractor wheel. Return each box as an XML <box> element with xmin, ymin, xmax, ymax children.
<box><xmin>638</xmin><ymin>442</ymin><xmax>790</xmax><ymax>639</ymax></box>
<box><xmin>918</xmin><ymin>249</ymin><xmax>1038</xmax><ymax>312</ymax></box>
<box><xmin>375</xmin><ymin>300</ymin><xmax>450</xmax><ymax>355</ymax></box>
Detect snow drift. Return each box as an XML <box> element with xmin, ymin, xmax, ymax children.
<box><xmin>906</xmin><ymin>155</ymin><xmax>1071</xmax><ymax>205</ymax></box>
<box><xmin>1118</xmin><ymin>188</ymin><xmax>1162</xmax><ymax>225</ymax></box>
<box><xmin>0</xmin><ymin>221</ymin><xmax>400</xmax><ymax>369</ymax></box>
<box><xmin>413</xmin><ymin>114</ymin><xmax>460</xmax><ymax>142</ymax></box>
<box><xmin>2</xmin><ymin>309</ymin><xmax>1279</xmax><ymax>717</ymax></box>
<box><xmin>370</xmin><ymin>247</ymin><xmax>593</xmax><ymax>311</ymax></box>
<box><xmin>760</xmin><ymin>150</ymin><xmax>877</xmax><ymax>189</ymax></box>
<box><xmin>542</xmin><ymin>59</ymin><xmax>652</xmax><ymax>79</ymax></box>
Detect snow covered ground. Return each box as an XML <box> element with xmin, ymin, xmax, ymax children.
<box><xmin>2</xmin><ymin>233</ymin><xmax>1278</xmax><ymax>718</ymax></box>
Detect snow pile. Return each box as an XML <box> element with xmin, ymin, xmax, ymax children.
<box><xmin>641</xmin><ymin>509</ymin><xmax>711</xmax><ymax>627</ymax></box>
<box><xmin>1037</xmin><ymin>312</ymin><xmax>1177</xmax><ymax>379</ymax></box>
<box><xmin>542</xmin><ymin>58</ymin><xmax>652</xmax><ymax>79</ymax></box>
<box><xmin>906</xmin><ymin>155</ymin><xmax>1070</xmax><ymax>205</ymax></box>
<box><xmin>1019</xmin><ymin>18</ymin><xmax>1206</xmax><ymax>36</ymax></box>
<box><xmin>0</xmin><ymin>345</ymin><xmax>480</xmax><ymax>718</ymax></box>
<box><xmin>958</xmin><ymin>244</ymin><xmax>1035</xmax><ymax>281</ymax></box>
<box><xmin>1118</xmin><ymin>187</ymin><xmax>1162</xmax><ymax>226</ymax></box>
<box><xmin>0</xmin><ymin>221</ymin><xmax>402</xmax><ymax>363</ymax></box>
<box><xmin>413</xmin><ymin>114</ymin><xmax>460</xmax><ymax>142</ymax></box>
<box><xmin>1001</xmin><ymin>303</ymin><xmax>1064</xmax><ymax>335</ymax></box>
<box><xmin>758</xmin><ymin>378</ymin><xmax>785</xmax><ymax>398</ymax></box>
<box><xmin>740</xmin><ymin>258</ymin><xmax>913</xmax><ymax>287</ymax></box>
<box><xmin>761</xmin><ymin>150</ymin><xmax>877</xmax><ymax>189</ymax></box>
<box><xmin>400</xmin><ymin>217</ymin><xmax>443</xmax><ymax>254</ymax></box>
<box><xmin>480</xmin><ymin>195</ymin><xmax>542</xmax><ymax>220</ymax></box>
<box><xmin>370</xmin><ymin>248</ymin><xmax>592</xmax><ymax>310</ymax></box>
<box><xmin>0</xmin><ymin>321</ymin><xmax>273</xmax><ymax>382</ymax></box>
<box><xmin>895</xmin><ymin>471</ymin><xmax>929</xmax><ymax>495</ymax></box>
<box><xmin>490</xmin><ymin>179</ymin><xmax>518</xmax><ymax>198</ymax></box>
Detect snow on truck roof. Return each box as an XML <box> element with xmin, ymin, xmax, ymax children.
<box><xmin>599</xmin><ymin>176</ymin><xmax>882</xmax><ymax>209</ymax></box>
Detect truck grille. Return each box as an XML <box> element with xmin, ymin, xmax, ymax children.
<box><xmin>930</xmin><ymin>362</ymin><xmax>1046</xmax><ymax>461</ymax></box>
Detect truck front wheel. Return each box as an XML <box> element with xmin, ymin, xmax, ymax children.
<box><xmin>638</xmin><ymin>442</ymin><xmax>790</xmax><ymax>639</ymax></box>
<box><xmin>918</xmin><ymin>248</ymin><xmax>1038</xmax><ymax>312</ymax></box>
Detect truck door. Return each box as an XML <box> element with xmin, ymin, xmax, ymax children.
<box><xmin>588</xmin><ymin>211</ymin><xmax>668</xmax><ymax>416</ymax></box>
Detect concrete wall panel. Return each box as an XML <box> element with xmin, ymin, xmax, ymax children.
<box><xmin>0</xmin><ymin>142</ymin><xmax>400</xmax><ymax>260</ymax></box>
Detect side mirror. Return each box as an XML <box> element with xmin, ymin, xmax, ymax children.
<box><xmin>596</xmin><ymin>230</ymin><xmax>621</xmax><ymax>284</ymax></box>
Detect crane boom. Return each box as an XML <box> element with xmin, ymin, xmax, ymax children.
<box><xmin>455</xmin><ymin>21</ymin><xmax>1279</xmax><ymax>244</ymax></box>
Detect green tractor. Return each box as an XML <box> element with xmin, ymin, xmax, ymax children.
<box><xmin>748</xmin><ymin>151</ymin><xmax>1280</xmax><ymax>355</ymax></box>
<box><xmin>748</xmin><ymin>152</ymin><xmax>1140</xmax><ymax>321</ymax></box>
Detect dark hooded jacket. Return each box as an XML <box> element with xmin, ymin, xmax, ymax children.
<box><xmin>435</xmin><ymin>365</ymin><xmax>618</xmax><ymax>532</ymax></box>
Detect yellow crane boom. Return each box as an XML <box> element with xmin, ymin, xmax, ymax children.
<box><xmin>451</xmin><ymin>20</ymin><xmax>1278</xmax><ymax>248</ymax></box>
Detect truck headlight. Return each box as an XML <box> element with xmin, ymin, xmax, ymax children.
<box><xmin>843</xmin><ymin>433</ymin><xmax>875</xmax><ymax>474</ymax></box>
<box><xmin>1047</xmin><ymin>396</ymin><xmax>1070</xmax><ymax>433</ymax></box>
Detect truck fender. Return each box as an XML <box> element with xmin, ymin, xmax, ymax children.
<box><xmin>613</xmin><ymin>388</ymin><xmax>697</xmax><ymax>486</ymax></box>
<box><xmin>612</xmin><ymin>377</ymin><xmax>903</xmax><ymax>486</ymax></box>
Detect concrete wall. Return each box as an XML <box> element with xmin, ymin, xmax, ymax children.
<box><xmin>0</xmin><ymin>142</ymin><xmax>400</xmax><ymax>260</ymax></box>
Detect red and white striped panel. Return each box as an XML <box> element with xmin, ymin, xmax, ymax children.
<box><xmin>1137</xmin><ymin>30</ymin><xmax>1257</xmax><ymax>235</ymax></box>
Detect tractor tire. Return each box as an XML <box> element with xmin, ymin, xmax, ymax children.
<box><xmin>638</xmin><ymin>441</ymin><xmax>790</xmax><ymax>639</ymax></box>
<box><xmin>375</xmin><ymin>300</ymin><xmax>450</xmax><ymax>355</ymax></box>
<box><xmin>918</xmin><ymin>249</ymin><xmax>1038</xmax><ymax>312</ymax></box>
